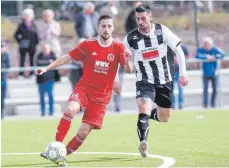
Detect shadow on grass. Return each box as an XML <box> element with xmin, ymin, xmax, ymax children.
<box><xmin>2</xmin><ymin>156</ymin><xmax>139</xmax><ymax>167</ymax></box>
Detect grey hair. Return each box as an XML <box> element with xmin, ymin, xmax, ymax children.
<box><xmin>202</xmin><ymin>37</ymin><xmax>213</xmax><ymax>46</ymax></box>
<box><xmin>83</xmin><ymin>2</ymin><xmax>95</xmax><ymax>12</ymax></box>
<box><xmin>43</xmin><ymin>9</ymin><xmax>55</xmax><ymax>18</ymax></box>
<box><xmin>23</xmin><ymin>8</ymin><xmax>35</xmax><ymax>19</ymax></box>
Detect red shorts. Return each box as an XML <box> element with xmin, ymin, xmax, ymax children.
<box><xmin>68</xmin><ymin>87</ymin><xmax>106</xmax><ymax>129</ymax></box>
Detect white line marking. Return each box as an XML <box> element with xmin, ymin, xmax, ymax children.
<box><xmin>1</xmin><ymin>152</ymin><xmax>176</xmax><ymax>168</ymax></box>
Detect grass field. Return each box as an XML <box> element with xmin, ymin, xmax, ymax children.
<box><xmin>1</xmin><ymin>109</ymin><xmax>229</xmax><ymax>167</ymax></box>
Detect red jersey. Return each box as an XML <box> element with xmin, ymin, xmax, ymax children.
<box><xmin>68</xmin><ymin>38</ymin><xmax>125</xmax><ymax>105</ymax></box>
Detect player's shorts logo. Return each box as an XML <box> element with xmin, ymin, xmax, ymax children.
<box><xmin>107</xmin><ymin>54</ymin><xmax>114</xmax><ymax>62</ymax></box>
<box><xmin>71</xmin><ymin>93</ymin><xmax>79</xmax><ymax>98</ymax></box>
<box><xmin>137</xmin><ymin>91</ymin><xmax>140</xmax><ymax>96</ymax></box>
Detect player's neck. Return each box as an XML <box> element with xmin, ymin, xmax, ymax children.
<box><xmin>98</xmin><ymin>36</ymin><xmax>113</xmax><ymax>47</ymax></box>
<box><xmin>139</xmin><ymin>24</ymin><xmax>152</xmax><ymax>34</ymax></box>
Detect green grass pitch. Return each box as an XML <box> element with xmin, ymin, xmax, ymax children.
<box><xmin>1</xmin><ymin>109</ymin><xmax>229</xmax><ymax>167</ymax></box>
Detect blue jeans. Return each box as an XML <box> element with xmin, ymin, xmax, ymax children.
<box><xmin>113</xmin><ymin>70</ymin><xmax>124</xmax><ymax>112</ymax></box>
<box><xmin>38</xmin><ymin>80</ymin><xmax>54</xmax><ymax>116</ymax></box>
<box><xmin>1</xmin><ymin>81</ymin><xmax>7</xmax><ymax>119</ymax></box>
<box><xmin>172</xmin><ymin>72</ymin><xmax>184</xmax><ymax>109</ymax></box>
<box><xmin>203</xmin><ymin>76</ymin><xmax>218</xmax><ymax>108</ymax></box>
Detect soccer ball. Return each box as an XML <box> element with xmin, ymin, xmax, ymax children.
<box><xmin>45</xmin><ymin>141</ymin><xmax>67</xmax><ymax>163</ymax></box>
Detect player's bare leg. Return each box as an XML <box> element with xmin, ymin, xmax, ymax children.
<box><xmin>66</xmin><ymin>123</ymin><xmax>94</xmax><ymax>155</ymax></box>
<box><xmin>150</xmin><ymin>106</ymin><xmax>171</xmax><ymax>123</ymax></box>
<box><xmin>136</xmin><ymin>97</ymin><xmax>152</xmax><ymax>158</ymax></box>
<box><xmin>56</xmin><ymin>101</ymin><xmax>81</xmax><ymax>142</ymax></box>
<box><xmin>41</xmin><ymin>123</ymin><xmax>93</xmax><ymax>167</ymax></box>
<box><xmin>40</xmin><ymin>101</ymin><xmax>81</xmax><ymax>166</ymax></box>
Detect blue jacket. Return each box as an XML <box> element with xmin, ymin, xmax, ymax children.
<box><xmin>196</xmin><ymin>47</ymin><xmax>225</xmax><ymax>77</ymax></box>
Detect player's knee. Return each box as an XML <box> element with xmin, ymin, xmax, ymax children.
<box><xmin>137</xmin><ymin>104</ymin><xmax>151</xmax><ymax>114</ymax></box>
<box><xmin>136</xmin><ymin>98</ymin><xmax>152</xmax><ymax>113</ymax></box>
<box><xmin>66</xmin><ymin>103</ymin><xmax>80</xmax><ymax>117</ymax></box>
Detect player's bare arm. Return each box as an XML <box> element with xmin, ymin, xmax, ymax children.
<box><xmin>123</xmin><ymin>50</ymin><xmax>133</xmax><ymax>74</ymax></box>
<box><xmin>35</xmin><ymin>54</ymin><xmax>72</xmax><ymax>75</ymax></box>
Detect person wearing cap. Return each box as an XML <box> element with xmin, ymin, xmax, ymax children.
<box><xmin>1</xmin><ymin>42</ymin><xmax>11</xmax><ymax>119</ymax></box>
<box><xmin>196</xmin><ymin>37</ymin><xmax>225</xmax><ymax>108</ymax></box>
<box><xmin>14</xmin><ymin>8</ymin><xmax>39</xmax><ymax>78</ymax></box>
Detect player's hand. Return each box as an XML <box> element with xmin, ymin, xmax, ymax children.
<box><xmin>206</xmin><ymin>55</ymin><xmax>216</xmax><ymax>61</ymax></box>
<box><xmin>124</xmin><ymin>49</ymin><xmax>132</xmax><ymax>62</ymax></box>
<box><xmin>178</xmin><ymin>76</ymin><xmax>188</xmax><ymax>87</ymax></box>
<box><xmin>113</xmin><ymin>81</ymin><xmax>121</xmax><ymax>94</ymax></box>
<box><xmin>35</xmin><ymin>68</ymin><xmax>47</xmax><ymax>75</ymax></box>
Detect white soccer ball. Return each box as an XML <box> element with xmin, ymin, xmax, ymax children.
<box><xmin>45</xmin><ymin>141</ymin><xmax>67</xmax><ymax>163</ymax></box>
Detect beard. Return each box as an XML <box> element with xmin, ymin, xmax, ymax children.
<box><xmin>139</xmin><ymin>25</ymin><xmax>147</xmax><ymax>31</ymax></box>
<box><xmin>101</xmin><ymin>33</ymin><xmax>110</xmax><ymax>40</ymax></box>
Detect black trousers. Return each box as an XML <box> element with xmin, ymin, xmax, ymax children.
<box><xmin>203</xmin><ymin>76</ymin><xmax>218</xmax><ymax>108</ymax></box>
<box><xmin>19</xmin><ymin>47</ymin><xmax>36</xmax><ymax>76</ymax></box>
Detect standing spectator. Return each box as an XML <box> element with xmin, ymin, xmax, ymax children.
<box><xmin>71</xmin><ymin>2</ymin><xmax>99</xmax><ymax>88</ymax></box>
<box><xmin>69</xmin><ymin>38</ymin><xmax>85</xmax><ymax>90</ymax></box>
<box><xmin>74</xmin><ymin>2</ymin><xmax>99</xmax><ymax>39</ymax></box>
<box><xmin>35</xmin><ymin>43</ymin><xmax>59</xmax><ymax>116</ymax></box>
<box><xmin>196</xmin><ymin>37</ymin><xmax>225</xmax><ymax>108</ymax></box>
<box><xmin>39</xmin><ymin>9</ymin><xmax>62</xmax><ymax>58</ymax></box>
<box><xmin>1</xmin><ymin>42</ymin><xmax>11</xmax><ymax>119</ymax></box>
<box><xmin>125</xmin><ymin>1</ymin><xmax>142</xmax><ymax>33</ymax></box>
<box><xmin>14</xmin><ymin>8</ymin><xmax>39</xmax><ymax>77</ymax></box>
<box><xmin>69</xmin><ymin>60</ymin><xmax>83</xmax><ymax>90</ymax></box>
<box><xmin>113</xmin><ymin>67</ymin><xmax>124</xmax><ymax>112</ymax></box>
<box><xmin>172</xmin><ymin>43</ymin><xmax>189</xmax><ymax>109</ymax></box>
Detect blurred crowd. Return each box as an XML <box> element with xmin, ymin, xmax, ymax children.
<box><xmin>1</xmin><ymin>1</ymin><xmax>228</xmax><ymax>118</ymax></box>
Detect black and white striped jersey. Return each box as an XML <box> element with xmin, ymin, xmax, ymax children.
<box><xmin>123</xmin><ymin>23</ymin><xmax>181</xmax><ymax>85</ymax></box>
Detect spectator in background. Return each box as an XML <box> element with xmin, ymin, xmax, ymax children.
<box><xmin>113</xmin><ymin>67</ymin><xmax>124</xmax><ymax>112</ymax></box>
<box><xmin>172</xmin><ymin>43</ymin><xmax>189</xmax><ymax>109</ymax></box>
<box><xmin>74</xmin><ymin>2</ymin><xmax>99</xmax><ymax>39</ymax></box>
<box><xmin>196</xmin><ymin>37</ymin><xmax>225</xmax><ymax>108</ymax></box>
<box><xmin>69</xmin><ymin>38</ymin><xmax>85</xmax><ymax>90</ymax></box>
<box><xmin>96</xmin><ymin>2</ymin><xmax>119</xmax><ymax>16</ymax></box>
<box><xmin>14</xmin><ymin>8</ymin><xmax>39</xmax><ymax>78</ymax></box>
<box><xmin>39</xmin><ymin>9</ymin><xmax>62</xmax><ymax>58</ymax></box>
<box><xmin>35</xmin><ymin>43</ymin><xmax>60</xmax><ymax>116</ymax></box>
<box><xmin>125</xmin><ymin>1</ymin><xmax>142</xmax><ymax>33</ymax></box>
<box><xmin>1</xmin><ymin>42</ymin><xmax>11</xmax><ymax>119</ymax></box>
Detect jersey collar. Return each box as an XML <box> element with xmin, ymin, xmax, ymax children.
<box><xmin>97</xmin><ymin>37</ymin><xmax>113</xmax><ymax>48</ymax></box>
<box><xmin>138</xmin><ymin>23</ymin><xmax>155</xmax><ymax>36</ymax></box>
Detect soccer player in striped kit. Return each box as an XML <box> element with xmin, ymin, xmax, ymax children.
<box><xmin>123</xmin><ymin>4</ymin><xmax>189</xmax><ymax>157</ymax></box>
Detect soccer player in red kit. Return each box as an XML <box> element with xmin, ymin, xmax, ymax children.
<box><xmin>36</xmin><ymin>14</ymin><xmax>132</xmax><ymax>167</ymax></box>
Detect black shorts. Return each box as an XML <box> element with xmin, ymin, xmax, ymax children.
<box><xmin>136</xmin><ymin>81</ymin><xmax>173</xmax><ymax>108</ymax></box>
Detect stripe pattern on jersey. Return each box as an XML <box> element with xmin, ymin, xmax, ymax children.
<box><xmin>127</xmin><ymin>28</ymin><xmax>172</xmax><ymax>84</ymax></box>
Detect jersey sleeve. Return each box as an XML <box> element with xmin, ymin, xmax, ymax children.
<box><xmin>118</xmin><ymin>43</ymin><xmax>126</xmax><ymax>67</ymax></box>
<box><xmin>162</xmin><ymin>25</ymin><xmax>181</xmax><ymax>50</ymax></box>
<box><xmin>68</xmin><ymin>40</ymin><xmax>87</xmax><ymax>61</ymax></box>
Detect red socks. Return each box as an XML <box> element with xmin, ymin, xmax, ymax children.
<box><xmin>66</xmin><ymin>134</ymin><xmax>85</xmax><ymax>155</ymax></box>
<box><xmin>55</xmin><ymin>113</ymin><xmax>73</xmax><ymax>142</ymax></box>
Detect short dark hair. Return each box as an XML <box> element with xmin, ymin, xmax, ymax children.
<box><xmin>135</xmin><ymin>4</ymin><xmax>152</xmax><ymax>13</ymax></box>
<box><xmin>98</xmin><ymin>14</ymin><xmax>113</xmax><ymax>25</ymax></box>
